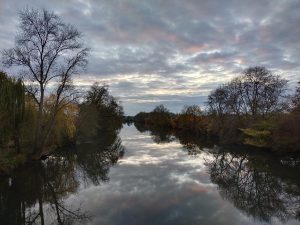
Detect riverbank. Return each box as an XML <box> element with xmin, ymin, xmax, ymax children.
<box><xmin>1</xmin><ymin>124</ymin><xmax>299</xmax><ymax>225</ymax></box>
<box><xmin>131</xmin><ymin>110</ymin><xmax>300</xmax><ymax>153</ymax></box>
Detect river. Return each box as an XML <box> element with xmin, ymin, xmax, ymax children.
<box><xmin>0</xmin><ymin>124</ymin><xmax>299</xmax><ymax>225</ymax></box>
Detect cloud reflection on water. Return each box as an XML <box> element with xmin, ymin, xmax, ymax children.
<box><xmin>67</xmin><ymin>125</ymin><xmax>299</xmax><ymax>225</ymax></box>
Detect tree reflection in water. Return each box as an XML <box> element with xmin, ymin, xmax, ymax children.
<box><xmin>135</xmin><ymin>122</ymin><xmax>300</xmax><ymax>224</ymax></box>
<box><xmin>134</xmin><ymin>122</ymin><xmax>175</xmax><ymax>144</ymax></box>
<box><xmin>134</xmin><ymin>122</ymin><xmax>216</xmax><ymax>155</ymax></box>
<box><xmin>0</xmin><ymin>129</ymin><xmax>125</xmax><ymax>225</ymax></box>
<box><xmin>1</xmin><ymin>123</ymin><xmax>299</xmax><ymax>224</ymax></box>
<box><xmin>208</xmin><ymin>152</ymin><xmax>300</xmax><ymax>223</ymax></box>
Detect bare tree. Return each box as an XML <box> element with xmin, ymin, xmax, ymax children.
<box><xmin>207</xmin><ymin>66</ymin><xmax>287</xmax><ymax>117</ymax></box>
<box><xmin>207</xmin><ymin>86</ymin><xmax>229</xmax><ymax>117</ymax></box>
<box><xmin>242</xmin><ymin>66</ymin><xmax>287</xmax><ymax>116</ymax></box>
<box><xmin>181</xmin><ymin>105</ymin><xmax>202</xmax><ymax>116</ymax></box>
<box><xmin>292</xmin><ymin>81</ymin><xmax>300</xmax><ymax>112</ymax></box>
<box><xmin>226</xmin><ymin>78</ymin><xmax>246</xmax><ymax>116</ymax></box>
<box><xmin>2</xmin><ymin>8</ymin><xmax>89</xmax><ymax>158</ymax></box>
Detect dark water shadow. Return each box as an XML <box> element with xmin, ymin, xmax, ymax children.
<box><xmin>0</xmin><ymin>128</ymin><xmax>125</xmax><ymax>225</ymax></box>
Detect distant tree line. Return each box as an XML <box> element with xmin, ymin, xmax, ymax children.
<box><xmin>133</xmin><ymin>66</ymin><xmax>300</xmax><ymax>152</ymax></box>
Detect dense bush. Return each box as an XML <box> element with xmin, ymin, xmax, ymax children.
<box><xmin>76</xmin><ymin>83</ymin><xmax>124</xmax><ymax>143</ymax></box>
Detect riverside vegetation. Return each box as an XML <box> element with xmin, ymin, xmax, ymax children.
<box><xmin>1</xmin><ymin>8</ymin><xmax>300</xmax><ymax>173</ymax></box>
<box><xmin>132</xmin><ymin>66</ymin><xmax>300</xmax><ymax>153</ymax></box>
<box><xmin>0</xmin><ymin>70</ymin><xmax>123</xmax><ymax>172</ymax></box>
<box><xmin>0</xmin><ymin>9</ymin><xmax>123</xmax><ymax>172</ymax></box>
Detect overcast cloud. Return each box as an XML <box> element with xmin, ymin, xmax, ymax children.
<box><xmin>0</xmin><ymin>0</ymin><xmax>299</xmax><ymax>115</ymax></box>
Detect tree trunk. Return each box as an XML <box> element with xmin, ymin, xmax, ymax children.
<box><xmin>33</xmin><ymin>84</ymin><xmax>44</xmax><ymax>158</ymax></box>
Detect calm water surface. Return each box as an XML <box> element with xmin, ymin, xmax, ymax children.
<box><xmin>0</xmin><ymin>124</ymin><xmax>299</xmax><ymax>225</ymax></box>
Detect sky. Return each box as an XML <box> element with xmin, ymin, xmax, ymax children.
<box><xmin>0</xmin><ymin>0</ymin><xmax>300</xmax><ymax>115</ymax></box>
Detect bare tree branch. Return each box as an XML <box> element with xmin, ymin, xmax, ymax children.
<box><xmin>1</xmin><ymin>8</ymin><xmax>89</xmax><ymax>156</ymax></box>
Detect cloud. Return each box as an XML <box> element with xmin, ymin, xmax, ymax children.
<box><xmin>0</xmin><ymin>0</ymin><xmax>299</xmax><ymax>114</ymax></box>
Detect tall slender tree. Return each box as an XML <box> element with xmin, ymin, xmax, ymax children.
<box><xmin>2</xmin><ymin>9</ymin><xmax>89</xmax><ymax>158</ymax></box>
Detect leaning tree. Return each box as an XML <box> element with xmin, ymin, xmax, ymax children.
<box><xmin>2</xmin><ymin>8</ymin><xmax>89</xmax><ymax>158</ymax></box>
